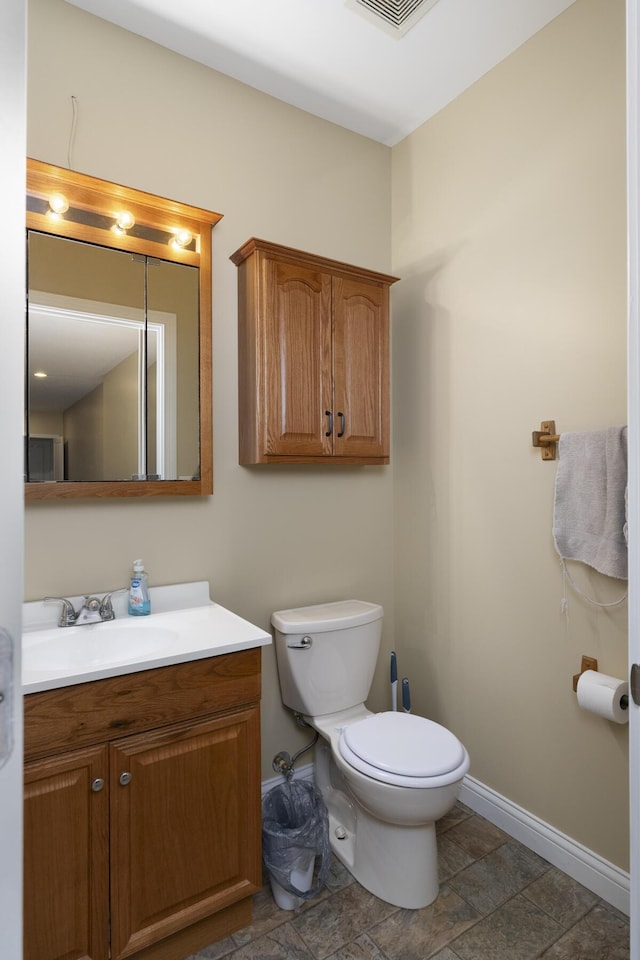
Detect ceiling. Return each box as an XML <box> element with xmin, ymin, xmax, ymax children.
<box><xmin>64</xmin><ymin>0</ymin><xmax>576</xmax><ymax>146</ymax></box>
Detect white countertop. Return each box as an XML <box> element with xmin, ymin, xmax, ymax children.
<box><xmin>22</xmin><ymin>581</ymin><xmax>272</xmax><ymax>694</ymax></box>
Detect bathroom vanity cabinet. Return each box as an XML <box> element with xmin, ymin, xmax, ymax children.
<box><xmin>23</xmin><ymin>649</ymin><xmax>262</xmax><ymax>960</ymax></box>
<box><xmin>231</xmin><ymin>238</ymin><xmax>398</xmax><ymax>465</ymax></box>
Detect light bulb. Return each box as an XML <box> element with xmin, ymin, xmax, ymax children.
<box><xmin>170</xmin><ymin>228</ymin><xmax>193</xmax><ymax>250</ymax></box>
<box><xmin>48</xmin><ymin>193</ymin><xmax>69</xmax><ymax>216</ymax></box>
<box><xmin>116</xmin><ymin>211</ymin><xmax>135</xmax><ymax>230</ymax></box>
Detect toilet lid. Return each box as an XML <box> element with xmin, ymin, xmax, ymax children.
<box><xmin>341</xmin><ymin>711</ymin><xmax>466</xmax><ymax>778</ymax></box>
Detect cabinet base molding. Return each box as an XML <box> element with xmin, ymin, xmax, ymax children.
<box><xmin>244</xmin><ymin>455</ymin><xmax>390</xmax><ymax>465</ymax></box>
<box><xmin>123</xmin><ymin>898</ymin><xmax>253</xmax><ymax>960</ymax></box>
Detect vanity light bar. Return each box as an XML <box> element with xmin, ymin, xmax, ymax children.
<box><xmin>28</xmin><ymin>192</ymin><xmax>200</xmax><ymax>255</ymax></box>
<box><xmin>26</xmin><ymin>159</ymin><xmax>222</xmax><ymax>265</ymax></box>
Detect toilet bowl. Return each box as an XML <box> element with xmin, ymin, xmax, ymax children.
<box><xmin>272</xmin><ymin>600</ymin><xmax>470</xmax><ymax>910</ymax></box>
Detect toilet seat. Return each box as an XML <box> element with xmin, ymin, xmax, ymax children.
<box><xmin>339</xmin><ymin>711</ymin><xmax>469</xmax><ymax>788</ymax></box>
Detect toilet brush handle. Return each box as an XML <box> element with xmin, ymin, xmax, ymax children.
<box><xmin>402</xmin><ymin>678</ymin><xmax>411</xmax><ymax>713</ymax></box>
<box><xmin>390</xmin><ymin>652</ymin><xmax>398</xmax><ymax>711</ymax></box>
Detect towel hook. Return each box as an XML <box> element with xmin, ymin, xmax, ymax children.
<box><xmin>532</xmin><ymin>420</ymin><xmax>560</xmax><ymax>460</ymax></box>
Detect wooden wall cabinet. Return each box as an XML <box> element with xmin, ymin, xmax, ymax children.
<box><xmin>231</xmin><ymin>238</ymin><xmax>398</xmax><ymax>465</ymax></box>
<box><xmin>23</xmin><ymin>650</ymin><xmax>262</xmax><ymax>960</ymax></box>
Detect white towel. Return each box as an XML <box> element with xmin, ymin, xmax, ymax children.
<box><xmin>553</xmin><ymin>427</ymin><xmax>628</xmax><ymax>581</ymax></box>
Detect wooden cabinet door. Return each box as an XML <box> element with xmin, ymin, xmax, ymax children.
<box><xmin>333</xmin><ymin>275</ymin><xmax>390</xmax><ymax>459</ymax></box>
<box><xmin>262</xmin><ymin>257</ymin><xmax>333</xmax><ymax>457</ymax></box>
<box><xmin>24</xmin><ymin>745</ymin><xmax>109</xmax><ymax>960</ymax></box>
<box><xmin>109</xmin><ymin>707</ymin><xmax>261</xmax><ymax>960</ymax></box>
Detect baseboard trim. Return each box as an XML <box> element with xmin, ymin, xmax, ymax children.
<box><xmin>459</xmin><ymin>776</ymin><xmax>630</xmax><ymax>916</ymax></box>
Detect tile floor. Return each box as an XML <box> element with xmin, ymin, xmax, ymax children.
<box><xmin>187</xmin><ymin>803</ymin><xmax>630</xmax><ymax>960</ymax></box>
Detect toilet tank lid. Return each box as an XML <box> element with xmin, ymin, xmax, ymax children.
<box><xmin>271</xmin><ymin>599</ymin><xmax>383</xmax><ymax>633</ymax></box>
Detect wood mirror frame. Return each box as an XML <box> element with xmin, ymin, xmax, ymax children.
<box><xmin>25</xmin><ymin>159</ymin><xmax>222</xmax><ymax>501</ymax></box>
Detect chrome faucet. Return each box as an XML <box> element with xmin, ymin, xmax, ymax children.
<box><xmin>44</xmin><ymin>590</ymin><xmax>124</xmax><ymax>627</ymax></box>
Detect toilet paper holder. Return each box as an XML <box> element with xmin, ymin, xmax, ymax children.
<box><xmin>572</xmin><ymin>655</ymin><xmax>599</xmax><ymax>693</ymax></box>
<box><xmin>574</xmin><ymin>659</ymin><xmax>630</xmax><ymax>721</ymax></box>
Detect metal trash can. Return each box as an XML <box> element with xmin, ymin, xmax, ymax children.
<box><xmin>262</xmin><ymin>779</ymin><xmax>331</xmax><ymax>910</ymax></box>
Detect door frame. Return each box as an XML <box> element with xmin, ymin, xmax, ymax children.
<box><xmin>627</xmin><ymin>1</ymin><xmax>640</xmax><ymax>956</ymax></box>
<box><xmin>0</xmin><ymin>0</ymin><xmax>25</xmax><ymax>957</ymax></box>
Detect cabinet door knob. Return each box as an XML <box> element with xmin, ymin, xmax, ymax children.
<box><xmin>325</xmin><ymin>411</ymin><xmax>333</xmax><ymax>437</ymax></box>
<box><xmin>91</xmin><ymin>778</ymin><xmax>105</xmax><ymax>793</ymax></box>
<box><xmin>119</xmin><ymin>771</ymin><xmax>132</xmax><ymax>786</ymax></box>
<box><xmin>337</xmin><ymin>412</ymin><xmax>345</xmax><ymax>438</ymax></box>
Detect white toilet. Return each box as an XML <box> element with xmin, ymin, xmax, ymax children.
<box><xmin>271</xmin><ymin>599</ymin><xmax>470</xmax><ymax>910</ymax></box>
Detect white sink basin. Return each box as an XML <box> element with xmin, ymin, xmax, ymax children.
<box><xmin>22</xmin><ymin>592</ymin><xmax>272</xmax><ymax>694</ymax></box>
<box><xmin>23</xmin><ymin>624</ymin><xmax>179</xmax><ymax>673</ymax></box>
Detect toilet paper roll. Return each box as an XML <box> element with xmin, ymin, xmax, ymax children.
<box><xmin>576</xmin><ymin>670</ymin><xmax>629</xmax><ymax>724</ymax></box>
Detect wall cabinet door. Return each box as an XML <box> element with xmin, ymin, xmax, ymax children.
<box><xmin>333</xmin><ymin>275</ymin><xmax>390</xmax><ymax>459</ymax></box>
<box><xmin>263</xmin><ymin>257</ymin><xmax>333</xmax><ymax>458</ymax></box>
<box><xmin>24</xmin><ymin>745</ymin><xmax>109</xmax><ymax>960</ymax></box>
<box><xmin>233</xmin><ymin>238</ymin><xmax>398</xmax><ymax>465</ymax></box>
<box><xmin>109</xmin><ymin>707</ymin><xmax>261</xmax><ymax>960</ymax></box>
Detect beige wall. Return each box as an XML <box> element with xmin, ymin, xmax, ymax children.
<box><xmin>101</xmin><ymin>351</ymin><xmax>138</xmax><ymax>480</ymax></box>
<box><xmin>30</xmin><ymin>411</ymin><xmax>63</xmax><ymax>435</ymax></box>
<box><xmin>26</xmin><ymin>0</ymin><xmax>395</xmax><ymax>779</ymax></box>
<box><xmin>65</xmin><ymin>380</ymin><xmax>104</xmax><ymax>479</ymax></box>
<box><xmin>392</xmin><ymin>0</ymin><xmax>628</xmax><ymax>868</ymax></box>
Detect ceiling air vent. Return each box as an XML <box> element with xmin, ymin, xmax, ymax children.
<box><xmin>345</xmin><ymin>0</ymin><xmax>441</xmax><ymax>39</ymax></box>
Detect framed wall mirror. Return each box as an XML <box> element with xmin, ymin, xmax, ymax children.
<box><xmin>25</xmin><ymin>159</ymin><xmax>222</xmax><ymax>500</ymax></box>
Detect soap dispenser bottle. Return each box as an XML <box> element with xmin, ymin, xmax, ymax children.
<box><xmin>128</xmin><ymin>559</ymin><xmax>151</xmax><ymax>616</ymax></box>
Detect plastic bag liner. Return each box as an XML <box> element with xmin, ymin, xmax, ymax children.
<box><xmin>262</xmin><ymin>780</ymin><xmax>331</xmax><ymax>901</ymax></box>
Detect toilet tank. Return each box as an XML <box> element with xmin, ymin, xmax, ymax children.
<box><xmin>271</xmin><ymin>599</ymin><xmax>383</xmax><ymax>717</ymax></box>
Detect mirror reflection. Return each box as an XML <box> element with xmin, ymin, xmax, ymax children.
<box><xmin>26</xmin><ymin>232</ymin><xmax>200</xmax><ymax>484</ymax></box>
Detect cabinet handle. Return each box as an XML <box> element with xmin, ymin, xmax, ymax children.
<box><xmin>325</xmin><ymin>411</ymin><xmax>333</xmax><ymax>437</ymax></box>
<box><xmin>119</xmin><ymin>771</ymin><xmax>132</xmax><ymax>786</ymax></box>
<box><xmin>337</xmin><ymin>412</ymin><xmax>345</xmax><ymax>438</ymax></box>
<box><xmin>91</xmin><ymin>778</ymin><xmax>105</xmax><ymax>793</ymax></box>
